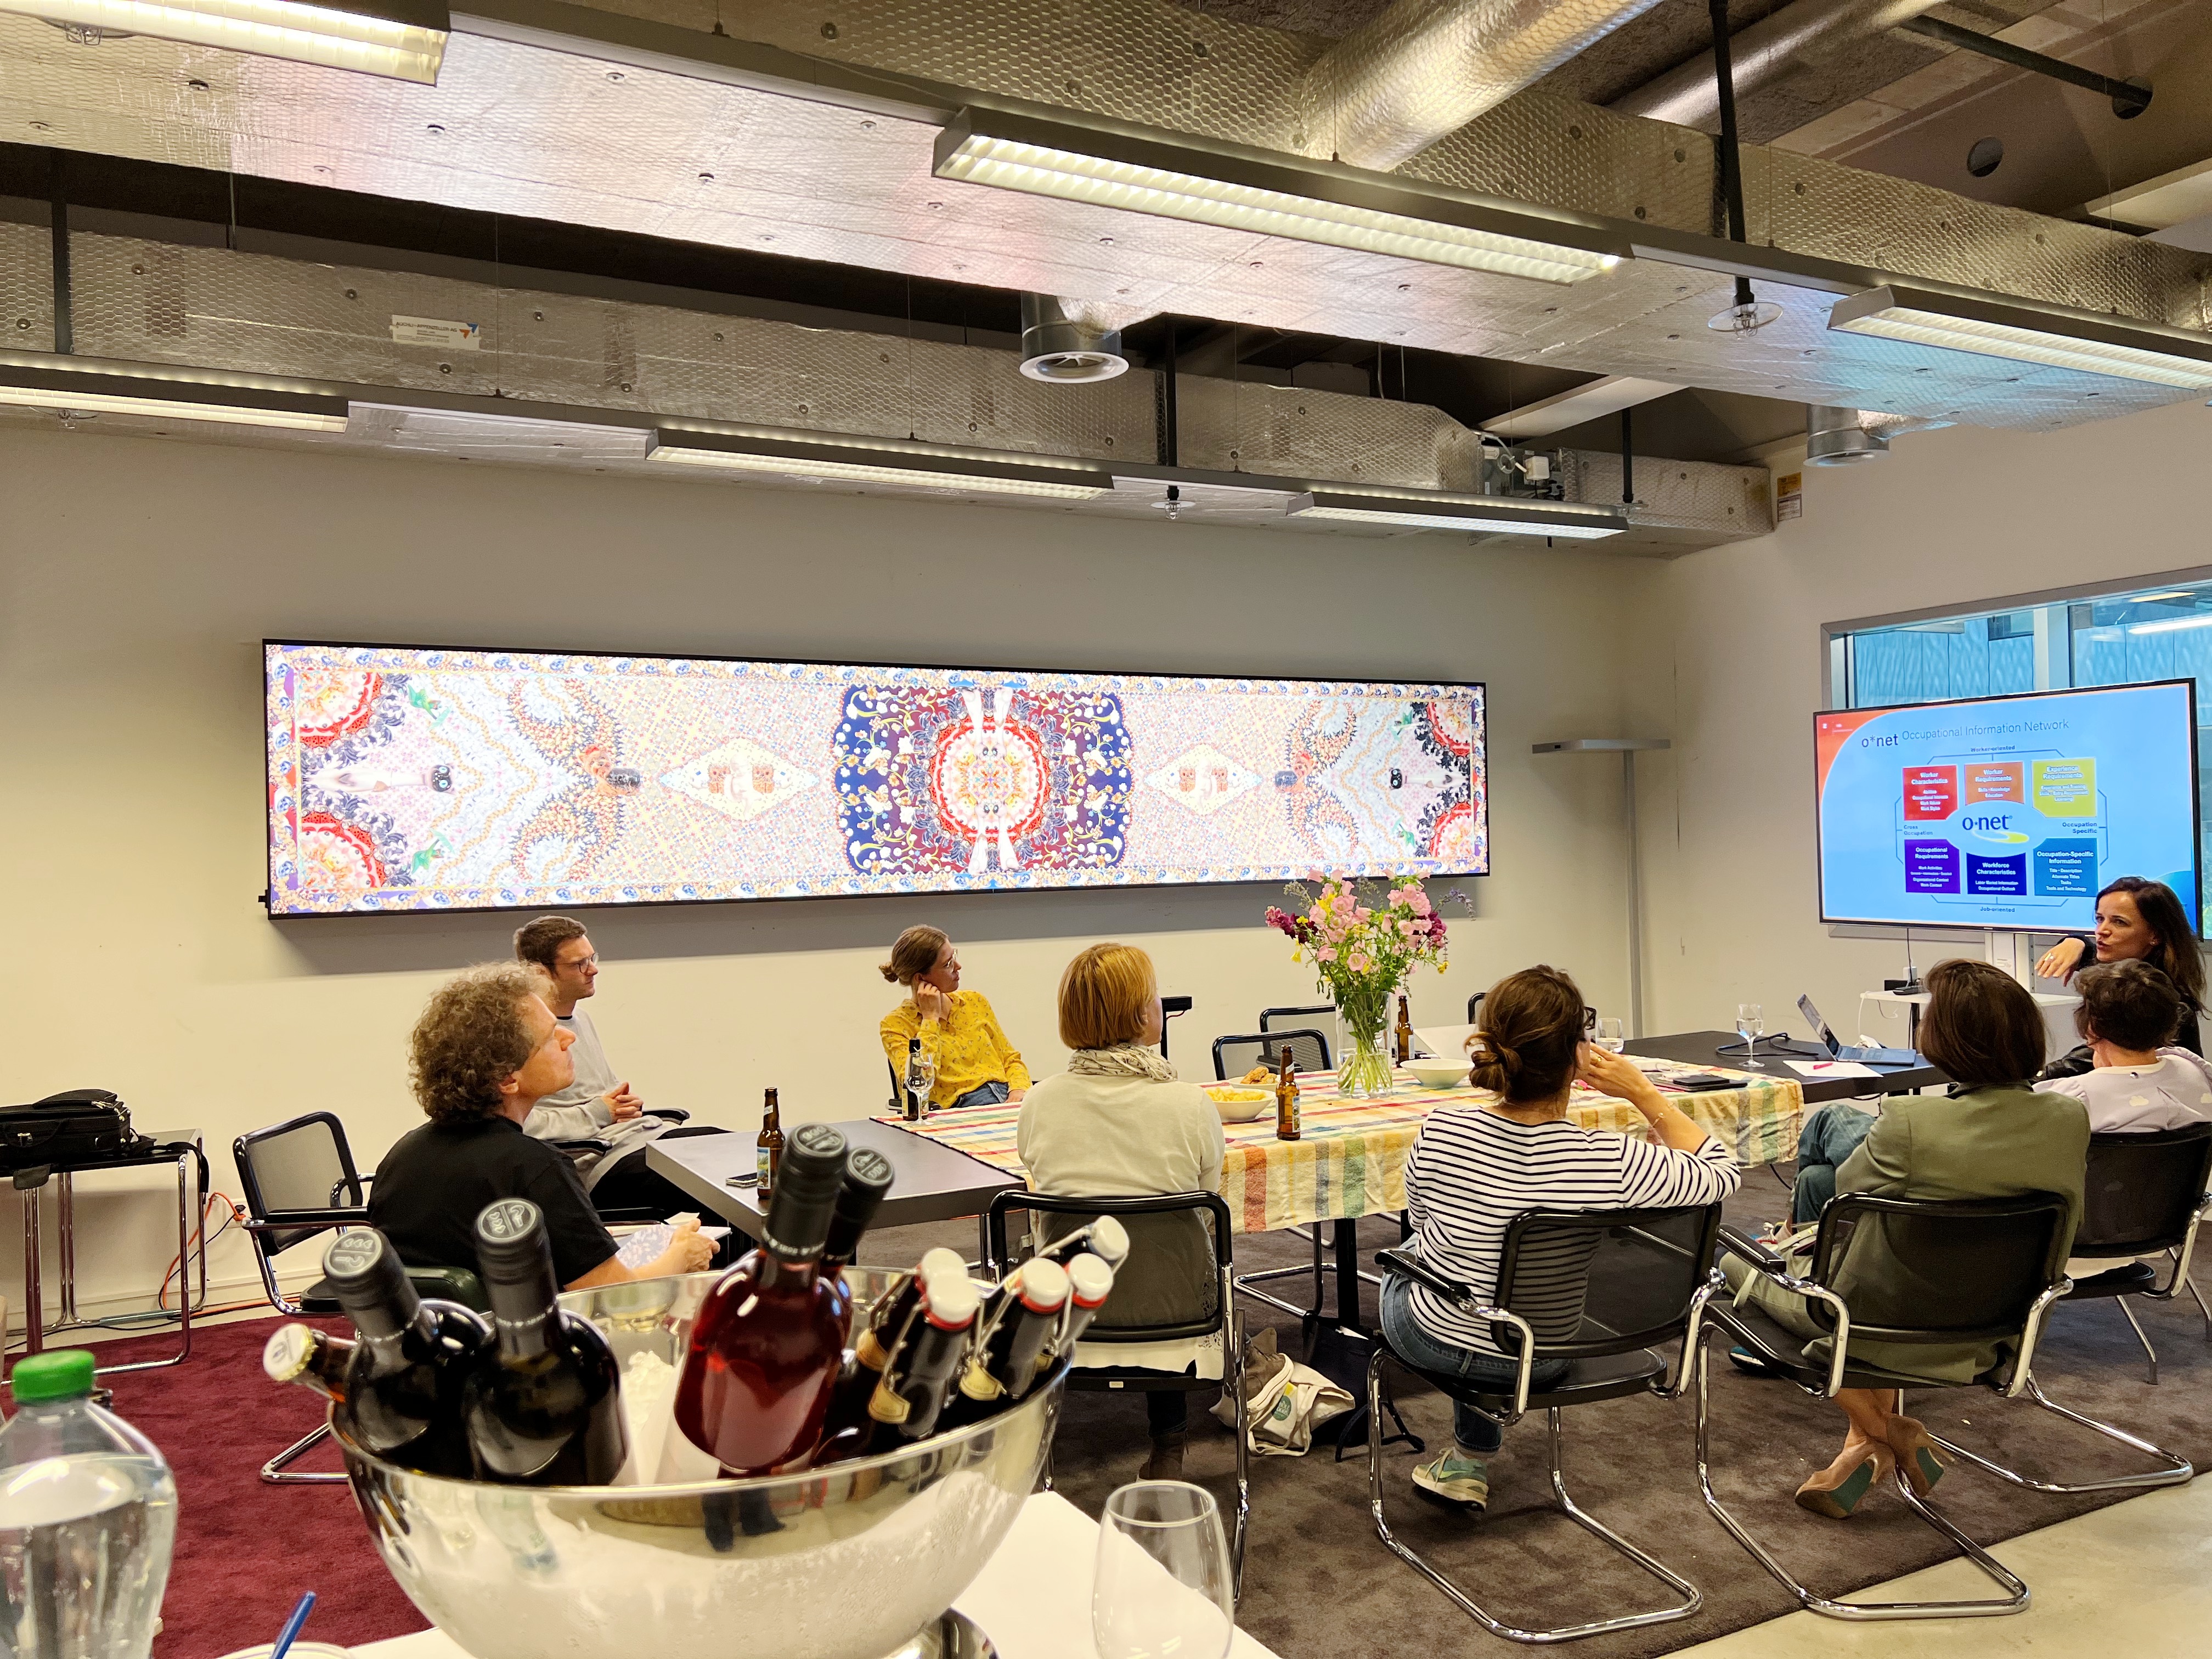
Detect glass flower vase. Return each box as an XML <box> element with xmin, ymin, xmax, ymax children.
<box><xmin>1334</xmin><ymin>991</ymin><xmax>1395</xmax><ymax>1099</ymax></box>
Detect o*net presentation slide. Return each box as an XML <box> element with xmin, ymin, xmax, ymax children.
<box><xmin>1816</xmin><ymin>682</ymin><xmax>2199</xmax><ymax>932</ymax></box>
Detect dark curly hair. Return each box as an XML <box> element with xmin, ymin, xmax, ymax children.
<box><xmin>2074</xmin><ymin>959</ymin><xmax>2185</xmax><ymax>1053</ymax></box>
<box><xmin>410</xmin><ymin>963</ymin><xmax>543</xmax><ymax>1122</ymax></box>
<box><xmin>1468</xmin><ymin>965</ymin><xmax>1586</xmax><ymax>1104</ymax></box>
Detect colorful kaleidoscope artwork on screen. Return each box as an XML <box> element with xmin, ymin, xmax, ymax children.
<box><xmin>264</xmin><ymin>641</ymin><xmax>1487</xmax><ymax>915</ymax></box>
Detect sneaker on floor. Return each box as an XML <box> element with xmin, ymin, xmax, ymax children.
<box><xmin>1410</xmin><ymin>1448</ymin><xmax>1489</xmax><ymax>1511</ymax></box>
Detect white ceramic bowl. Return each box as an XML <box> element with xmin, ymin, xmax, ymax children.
<box><xmin>1205</xmin><ymin>1085</ymin><xmax>1276</xmax><ymax>1122</ymax></box>
<box><xmin>1406</xmin><ymin>1058</ymin><xmax>1472</xmax><ymax>1089</ymax></box>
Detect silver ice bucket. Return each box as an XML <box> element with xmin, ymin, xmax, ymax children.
<box><xmin>335</xmin><ymin>1269</ymin><xmax>1063</xmax><ymax>1659</ymax></box>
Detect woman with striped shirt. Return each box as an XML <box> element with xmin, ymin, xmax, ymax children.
<box><xmin>1384</xmin><ymin>965</ymin><xmax>1741</xmax><ymax>1511</ymax></box>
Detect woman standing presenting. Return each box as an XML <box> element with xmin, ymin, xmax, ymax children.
<box><xmin>2035</xmin><ymin>877</ymin><xmax>2205</xmax><ymax>1075</ymax></box>
<box><xmin>879</xmin><ymin>926</ymin><xmax>1031</xmax><ymax>1110</ymax></box>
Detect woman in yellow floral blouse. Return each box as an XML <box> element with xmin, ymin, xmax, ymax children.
<box><xmin>879</xmin><ymin>926</ymin><xmax>1032</xmax><ymax>1110</ymax></box>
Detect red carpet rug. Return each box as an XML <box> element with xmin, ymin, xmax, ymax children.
<box><xmin>79</xmin><ymin>1315</ymin><xmax>430</xmax><ymax>1659</ymax></box>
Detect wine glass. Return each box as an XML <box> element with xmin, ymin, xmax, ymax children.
<box><xmin>1092</xmin><ymin>1482</ymin><xmax>1236</xmax><ymax>1659</ymax></box>
<box><xmin>1736</xmin><ymin>1002</ymin><xmax>1765</xmax><ymax>1069</ymax></box>
<box><xmin>1595</xmin><ymin>1017</ymin><xmax>1627</xmax><ymax>1054</ymax></box>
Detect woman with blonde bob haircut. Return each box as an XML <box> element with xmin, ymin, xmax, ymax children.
<box><xmin>1018</xmin><ymin>943</ymin><xmax>1224</xmax><ymax>1481</ymax></box>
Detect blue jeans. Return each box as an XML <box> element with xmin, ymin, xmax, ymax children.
<box><xmin>949</xmin><ymin>1080</ymin><xmax>1011</xmax><ymax>1110</ymax></box>
<box><xmin>1792</xmin><ymin>1105</ymin><xmax>1877</xmax><ymax>1225</ymax></box>
<box><xmin>1380</xmin><ymin>1278</ymin><xmax>1570</xmax><ymax>1455</ymax></box>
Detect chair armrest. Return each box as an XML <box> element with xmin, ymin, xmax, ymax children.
<box><xmin>1375</xmin><ymin>1246</ymin><xmax>1475</xmax><ymax>1305</ymax></box>
<box><xmin>645</xmin><ymin>1108</ymin><xmax>690</xmax><ymax>1124</ymax></box>
<box><xmin>553</xmin><ymin>1138</ymin><xmax>613</xmax><ymax>1155</ymax></box>
<box><xmin>242</xmin><ymin>1209</ymin><xmax>365</xmax><ymax>1230</ymax></box>
<box><xmin>1375</xmin><ymin>1248</ymin><xmax>1541</xmax><ymax>1423</ymax></box>
<box><xmin>1716</xmin><ymin>1222</ymin><xmax>1789</xmax><ymax>1276</ymax></box>
<box><xmin>1716</xmin><ymin>1225</ymin><xmax>1856</xmax><ymax>1397</ymax></box>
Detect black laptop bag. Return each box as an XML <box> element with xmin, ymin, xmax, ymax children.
<box><xmin>0</xmin><ymin>1090</ymin><xmax>155</xmax><ymax>1175</ymax></box>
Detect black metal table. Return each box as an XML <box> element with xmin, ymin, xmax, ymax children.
<box><xmin>1624</xmin><ymin>1029</ymin><xmax>1947</xmax><ymax>1102</ymax></box>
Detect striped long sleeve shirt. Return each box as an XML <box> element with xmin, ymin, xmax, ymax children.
<box><xmin>1402</xmin><ymin>1105</ymin><xmax>1741</xmax><ymax>1355</ymax></box>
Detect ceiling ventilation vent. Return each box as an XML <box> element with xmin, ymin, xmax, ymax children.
<box><xmin>1018</xmin><ymin>294</ymin><xmax>1127</xmax><ymax>384</ymax></box>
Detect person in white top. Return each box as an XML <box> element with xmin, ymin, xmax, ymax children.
<box><xmin>1017</xmin><ymin>942</ymin><xmax>1224</xmax><ymax>1482</ymax></box>
<box><xmin>2036</xmin><ymin>960</ymin><xmax>2212</xmax><ymax>1133</ymax></box>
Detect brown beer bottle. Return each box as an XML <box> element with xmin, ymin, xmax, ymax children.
<box><xmin>757</xmin><ymin>1087</ymin><xmax>785</xmax><ymax>1199</ymax></box>
<box><xmin>1274</xmin><ymin>1044</ymin><xmax>1301</xmax><ymax>1141</ymax></box>
<box><xmin>1395</xmin><ymin>992</ymin><xmax>1414</xmax><ymax>1066</ymax></box>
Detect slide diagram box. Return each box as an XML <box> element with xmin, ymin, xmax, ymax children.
<box><xmin>2034</xmin><ymin>839</ymin><xmax>2098</xmax><ymax>897</ymax></box>
<box><xmin>1903</xmin><ymin>765</ymin><xmax>1960</xmax><ymax>820</ymax></box>
<box><xmin>1966</xmin><ymin>851</ymin><xmax>2029</xmax><ymax>896</ymax></box>
<box><xmin>1965</xmin><ymin>762</ymin><xmax>2025</xmax><ymax>804</ymax></box>
<box><xmin>1905</xmin><ymin>839</ymin><xmax>1961</xmax><ymax>894</ymax></box>
<box><xmin>2032</xmin><ymin>758</ymin><xmax>2097</xmax><ymax>817</ymax></box>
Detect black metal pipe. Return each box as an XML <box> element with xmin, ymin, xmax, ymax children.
<box><xmin>1707</xmin><ymin>0</ymin><xmax>1756</xmax><ymax>313</ymax></box>
<box><xmin>1158</xmin><ymin>317</ymin><xmax>1180</xmax><ymax>467</ymax></box>
<box><xmin>49</xmin><ymin>150</ymin><xmax>71</xmax><ymax>356</ymax></box>
<box><xmin>1898</xmin><ymin>15</ymin><xmax>2149</xmax><ymax>115</ymax></box>
<box><xmin>1621</xmin><ymin>405</ymin><xmax>1635</xmax><ymax>507</ymax></box>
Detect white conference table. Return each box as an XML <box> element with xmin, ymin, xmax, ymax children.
<box><xmin>352</xmin><ymin>1492</ymin><xmax>1280</xmax><ymax>1659</ymax></box>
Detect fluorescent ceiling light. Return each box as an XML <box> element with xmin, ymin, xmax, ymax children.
<box><xmin>934</xmin><ymin>110</ymin><xmax>1627</xmax><ymax>287</ymax></box>
<box><xmin>2128</xmin><ymin>613</ymin><xmax>2212</xmax><ymax>635</ymax></box>
<box><xmin>1288</xmin><ymin>489</ymin><xmax>1627</xmax><ymax>539</ymax></box>
<box><xmin>1829</xmin><ymin>284</ymin><xmax>2212</xmax><ymax>390</ymax></box>
<box><xmin>650</xmin><ymin>428</ymin><xmax>1114</xmax><ymax>500</ymax></box>
<box><xmin>0</xmin><ymin>360</ymin><xmax>351</xmax><ymax>429</ymax></box>
<box><xmin>2134</xmin><ymin>590</ymin><xmax>2196</xmax><ymax>603</ymax></box>
<box><xmin>6</xmin><ymin>0</ymin><xmax>448</xmax><ymax>81</ymax></box>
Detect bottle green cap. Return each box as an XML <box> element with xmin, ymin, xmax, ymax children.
<box><xmin>10</xmin><ymin>1349</ymin><xmax>95</xmax><ymax>1403</ymax></box>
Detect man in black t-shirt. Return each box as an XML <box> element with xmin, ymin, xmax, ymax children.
<box><xmin>369</xmin><ymin>963</ymin><xmax>715</xmax><ymax>1289</ymax></box>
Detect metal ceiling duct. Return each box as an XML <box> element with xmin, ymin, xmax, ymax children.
<box><xmin>1018</xmin><ymin>294</ymin><xmax>1128</xmax><ymax>383</ymax></box>
<box><xmin>1299</xmin><ymin>0</ymin><xmax>1676</xmax><ymax>168</ymax></box>
<box><xmin>1609</xmin><ymin>0</ymin><xmax>1947</xmax><ymax>129</ymax></box>
<box><xmin>1805</xmin><ymin>403</ymin><xmax>1888</xmax><ymax>465</ymax></box>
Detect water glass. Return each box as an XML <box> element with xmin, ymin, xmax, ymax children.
<box><xmin>1736</xmin><ymin>1002</ymin><xmax>1765</xmax><ymax>1069</ymax></box>
<box><xmin>1092</xmin><ymin>1481</ymin><xmax>1236</xmax><ymax>1659</ymax></box>
<box><xmin>1595</xmin><ymin>1017</ymin><xmax>1626</xmax><ymax>1054</ymax></box>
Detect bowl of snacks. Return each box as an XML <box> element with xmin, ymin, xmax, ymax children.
<box><xmin>1204</xmin><ymin>1085</ymin><xmax>1276</xmax><ymax>1123</ymax></box>
<box><xmin>1405</xmin><ymin>1057</ymin><xmax>1473</xmax><ymax>1090</ymax></box>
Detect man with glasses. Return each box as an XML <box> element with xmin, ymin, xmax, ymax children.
<box><xmin>514</xmin><ymin>914</ymin><xmax>731</xmax><ymax>1226</ymax></box>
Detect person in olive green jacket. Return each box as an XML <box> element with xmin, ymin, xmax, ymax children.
<box><xmin>1726</xmin><ymin>959</ymin><xmax>2087</xmax><ymax>1519</ymax></box>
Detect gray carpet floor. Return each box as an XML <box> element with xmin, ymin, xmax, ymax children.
<box><xmin>870</xmin><ymin>1163</ymin><xmax>2211</xmax><ymax>1657</ymax></box>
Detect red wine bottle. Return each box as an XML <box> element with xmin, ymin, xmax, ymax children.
<box><xmin>670</xmin><ymin>1123</ymin><xmax>850</xmax><ymax>1475</ymax></box>
<box><xmin>822</xmin><ymin>1148</ymin><xmax>896</xmax><ymax>1325</ymax></box>
<box><xmin>321</xmin><ymin>1228</ymin><xmax>487</xmax><ymax>1478</ymax></box>
<box><xmin>464</xmin><ymin>1199</ymin><xmax>630</xmax><ymax>1486</ymax></box>
<box><xmin>866</xmin><ymin>1273</ymin><xmax>980</xmax><ymax>1451</ymax></box>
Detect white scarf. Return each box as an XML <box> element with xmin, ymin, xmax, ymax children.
<box><xmin>1066</xmin><ymin>1044</ymin><xmax>1178</xmax><ymax>1084</ymax></box>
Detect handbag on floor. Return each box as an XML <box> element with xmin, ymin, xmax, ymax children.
<box><xmin>1211</xmin><ymin>1327</ymin><xmax>1353</xmax><ymax>1456</ymax></box>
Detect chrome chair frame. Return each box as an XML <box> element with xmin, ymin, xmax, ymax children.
<box><xmin>2050</xmin><ymin>1127</ymin><xmax>2212</xmax><ymax>1385</ymax></box>
<box><xmin>1366</xmin><ymin>1209</ymin><xmax>1723</xmax><ymax>1645</ymax></box>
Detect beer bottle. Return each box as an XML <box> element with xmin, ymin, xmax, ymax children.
<box><xmin>1274</xmin><ymin>1045</ymin><xmax>1301</xmax><ymax>1141</ymax></box>
<box><xmin>757</xmin><ymin>1087</ymin><xmax>785</xmax><ymax>1199</ymax></box>
<box><xmin>1395</xmin><ymin>991</ymin><xmax>1415</xmax><ymax>1066</ymax></box>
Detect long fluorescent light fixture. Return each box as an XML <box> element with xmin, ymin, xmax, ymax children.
<box><xmin>1289</xmin><ymin>489</ymin><xmax>1627</xmax><ymax>539</ymax></box>
<box><xmin>650</xmin><ymin>428</ymin><xmax>1115</xmax><ymax>500</ymax></box>
<box><xmin>2129</xmin><ymin>613</ymin><xmax>2212</xmax><ymax>635</ymax></box>
<box><xmin>934</xmin><ymin>109</ymin><xmax>1628</xmax><ymax>286</ymax></box>
<box><xmin>1829</xmin><ymin>284</ymin><xmax>2212</xmax><ymax>390</ymax></box>
<box><xmin>0</xmin><ymin>360</ymin><xmax>351</xmax><ymax>430</ymax></box>
<box><xmin>5</xmin><ymin>0</ymin><xmax>448</xmax><ymax>80</ymax></box>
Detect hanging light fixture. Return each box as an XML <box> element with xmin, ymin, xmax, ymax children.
<box><xmin>1288</xmin><ymin>489</ymin><xmax>1627</xmax><ymax>538</ymax></box>
<box><xmin>1827</xmin><ymin>285</ymin><xmax>2212</xmax><ymax>390</ymax></box>
<box><xmin>0</xmin><ymin>359</ymin><xmax>351</xmax><ymax>429</ymax></box>
<box><xmin>649</xmin><ymin>427</ymin><xmax>1116</xmax><ymax>499</ymax></box>
<box><xmin>933</xmin><ymin>110</ymin><xmax>1628</xmax><ymax>286</ymax></box>
<box><xmin>5</xmin><ymin>0</ymin><xmax>449</xmax><ymax>82</ymax></box>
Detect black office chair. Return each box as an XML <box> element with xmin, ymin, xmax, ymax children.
<box><xmin>986</xmin><ymin>1189</ymin><xmax>1249</xmax><ymax>1596</ymax></box>
<box><xmin>1214</xmin><ymin>1028</ymin><xmax>1329</xmax><ymax>1081</ymax></box>
<box><xmin>1368</xmin><ymin>1203</ymin><xmax>1724</xmax><ymax>1644</ymax></box>
<box><xmin>549</xmin><ymin>1105</ymin><xmax>692</xmax><ymax>1227</ymax></box>
<box><xmin>2050</xmin><ymin>1125</ymin><xmax>2212</xmax><ymax>1385</ymax></box>
<box><xmin>235</xmin><ymin>1113</ymin><xmax>488</xmax><ymax>1483</ymax></box>
<box><xmin>1259</xmin><ymin>1003</ymin><xmax>1333</xmax><ymax>1035</ymax></box>
<box><xmin>1703</xmin><ymin>1192</ymin><xmax>2188</xmax><ymax>1621</ymax></box>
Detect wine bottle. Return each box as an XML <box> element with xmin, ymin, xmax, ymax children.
<box><xmin>321</xmin><ymin>1228</ymin><xmax>486</xmax><ymax>1477</ymax></box>
<box><xmin>867</xmin><ymin>1273</ymin><xmax>981</xmax><ymax>1450</ymax></box>
<box><xmin>757</xmin><ymin>1087</ymin><xmax>785</xmax><ymax>1199</ymax></box>
<box><xmin>956</xmin><ymin>1257</ymin><xmax>1068</xmax><ymax>1412</ymax></box>
<box><xmin>670</xmin><ymin>1122</ymin><xmax>851</xmax><ymax>1476</ymax></box>
<box><xmin>823</xmin><ymin>1148</ymin><xmax>896</xmax><ymax>1280</ymax></box>
<box><xmin>263</xmin><ymin>1323</ymin><xmax>354</xmax><ymax>1403</ymax></box>
<box><xmin>464</xmin><ymin>1199</ymin><xmax>630</xmax><ymax>1486</ymax></box>
<box><xmin>1275</xmin><ymin>1045</ymin><xmax>1301</xmax><ymax>1141</ymax></box>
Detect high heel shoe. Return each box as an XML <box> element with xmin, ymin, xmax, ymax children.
<box><xmin>1793</xmin><ymin>1441</ymin><xmax>1895</xmax><ymax>1519</ymax></box>
<box><xmin>1883</xmin><ymin>1414</ymin><xmax>1947</xmax><ymax>1497</ymax></box>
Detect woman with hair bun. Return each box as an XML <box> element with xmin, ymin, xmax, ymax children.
<box><xmin>1386</xmin><ymin>965</ymin><xmax>1740</xmax><ymax>1514</ymax></box>
<box><xmin>878</xmin><ymin>926</ymin><xmax>1031</xmax><ymax>1110</ymax></box>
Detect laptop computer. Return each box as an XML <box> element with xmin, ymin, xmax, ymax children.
<box><xmin>1796</xmin><ymin>995</ymin><xmax>1920</xmax><ymax>1067</ymax></box>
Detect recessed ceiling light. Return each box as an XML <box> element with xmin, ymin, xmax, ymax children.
<box><xmin>1287</xmin><ymin>488</ymin><xmax>1626</xmax><ymax>539</ymax></box>
<box><xmin>649</xmin><ymin>427</ymin><xmax>1115</xmax><ymax>500</ymax></box>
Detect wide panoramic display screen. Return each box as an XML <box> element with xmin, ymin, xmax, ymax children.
<box><xmin>1816</xmin><ymin>681</ymin><xmax>2199</xmax><ymax>933</ymax></box>
<box><xmin>264</xmin><ymin>642</ymin><xmax>1487</xmax><ymax>916</ymax></box>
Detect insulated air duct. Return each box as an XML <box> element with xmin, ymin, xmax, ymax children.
<box><xmin>1611</xmin><ymin>0</ymin><xmax>1946</xmax><ymax>130</ymax></box>
<box><xmin>1805</xmin><ymin>404</ymin><xmax>1887</xmax><ymax>465</ymax></box>
<box><xmin>1018</xmin><ymin>295</ymin><xmax>1128</xmax><ymax>383</ymax></box>
<box><xmin>1300</xmin><ymin>0</ymin><xmax>1676</xmax><ymax>168</ymax></box>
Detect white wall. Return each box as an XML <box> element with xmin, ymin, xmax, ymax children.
<box><xmin>1635</xmin><ymin>397</ymin><xmax>2212</xmax><ymax>1049</ymax></box>
<box><xmin>0</xmin><ymin>424</ymin><xmax>1655</xmax><ymax>1319</ymax></box>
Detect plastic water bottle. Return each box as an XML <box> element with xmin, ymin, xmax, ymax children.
<box><xmin>0</xmin><ymin>1349</ymin><xmax>178</xmax><ymax>1659</ymax></box>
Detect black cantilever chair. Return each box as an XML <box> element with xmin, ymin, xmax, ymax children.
<box><xmin>1702</xmin><ymin>1191</ymin><xmax>2190</xmax><ymax>1622</ymax></box>
<box><xmin>1368</xmin><ymin>1202</ymin><xmax>1726</xmax><ymax>1644</ymax></box>
<box><xmin>2045</xmin><ymin>1125</ymin><xmax>2212</xmax><ymax>1385</ymax></box>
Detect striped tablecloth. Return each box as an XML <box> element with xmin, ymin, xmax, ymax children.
<box><xmin>876</xmin><ymin>1059</ymin><xmax>1803</xmax><ymax>1236</ymax></box>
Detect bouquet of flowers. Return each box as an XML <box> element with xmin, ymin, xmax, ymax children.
<box><xmin>1266</xmin><ymin>876</ymin><xmax>1453</xmax><ymax>1097</ymax></box>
